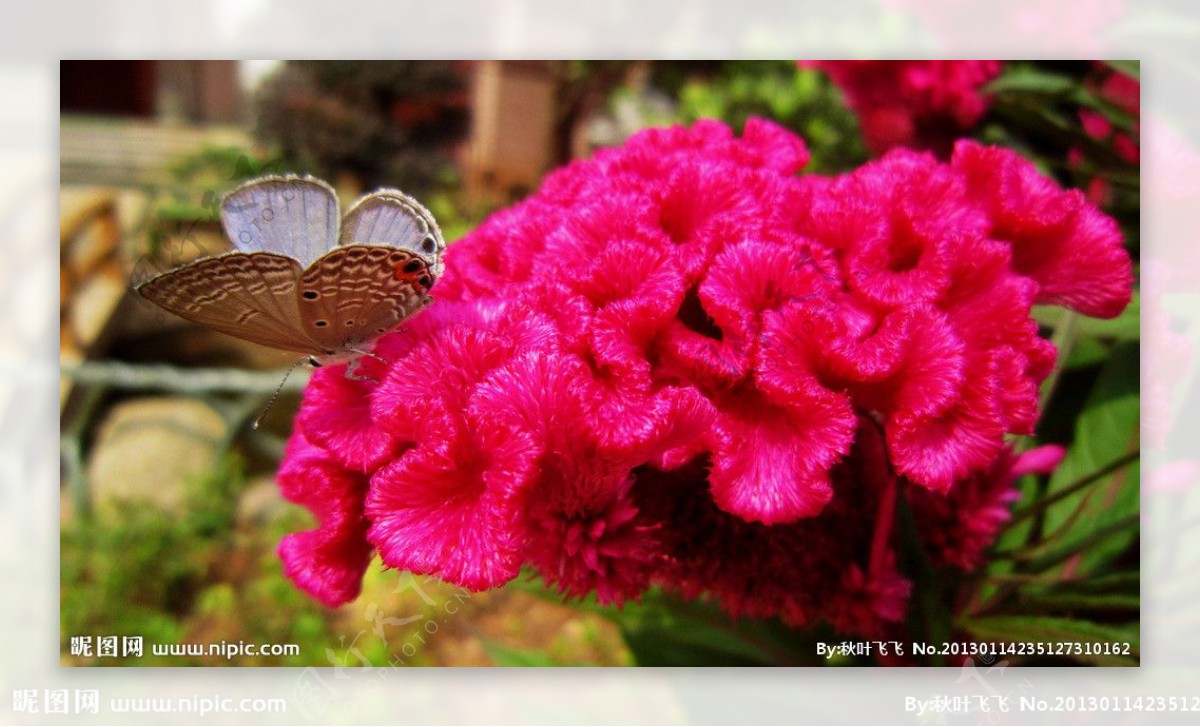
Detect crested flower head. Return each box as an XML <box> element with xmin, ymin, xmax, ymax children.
<box><xmin>803</xmin><ymin>60</ymin><xmax>1002</xmax><ymax>156</ymax></box>
<box><xmin>277</xmin><ymin>118</ymin><xmax>1130</xmax><ymax>637</ymax></box>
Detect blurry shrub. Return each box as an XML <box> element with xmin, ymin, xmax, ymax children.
<box><xmin>61</xmin><ymin>454</ymin><xmax>336</xmax><ymax>665</ymax></box>
<box><xmin>673</xmin><ymin>61</ymin><xmax>869</xmax><ymax>172</ymax></box>
<box><xmin>588</xmin><ymin>61</ymin><xmax>868</xmax><ymax>173</ymax></box>
<box><xmin>253</xmin><ymin>61</ymin><xmax>471</xmax><ymax>193</ymax></box>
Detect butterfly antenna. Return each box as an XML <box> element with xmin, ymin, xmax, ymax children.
<box><xmin>253</xmin><ymin>357</ymin><xmax>307</xmax><ymax>430</ymax></box>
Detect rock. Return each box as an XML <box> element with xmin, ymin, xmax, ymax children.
<box><xmin>65</xmin><ymin>204</ymin><xmax>120</xmax><ymax>281</ymax></box>
<box><xmin>69</xmin><ymin>263</ymin><xmax>126</xmax><ymax>351</ymax></box>
<box><xmin>236</xmin><ymin>475</ymin><xmax>290</xmax><ymax>526</ymax></box>
<box><xmin>60</xmin><ymin>190</ymin><xmax>119</xmax><ymax>278</ymax></box>
<box><xmin>87</xmin><ymin>397</ymin><xmax>229</xmax><ymax>513</ymax></box>
<box><xmin>61</xmin><ymin>487</ymin><xmax>76</xmax><ymax>526</ymax></box>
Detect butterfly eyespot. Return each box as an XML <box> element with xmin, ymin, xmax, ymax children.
<box><xmin>402</xmin><ymin>260</ymin><xmax>422</xmax><ymax>273</ymax></box>
<box><xmin>302</xmin><ymin>290</ymin><xmax>319</xmax><ymax>300</ymax></box>
<box><xmin>315</xmin><ymin>320</ymin><xmax>328</xmax><ymax>328</ymax></box>
<box><xmin>419</xmin><ymin>275</ymin><xmax>432</xmax><ymax>288</ymax></box>
<box><xmin>346</xmin><ymin>320</ymin><xmax>355</xmax><ymax>327</ymax></box>
<box><xmin>421</xmin><ymin>236</ymin><xmax>437</xmax><ymax>253</ymax></box>
<box><xmin>376</xmin><ymin>327</ymin><xmax>386</xmax><ymax>334</ymax></box>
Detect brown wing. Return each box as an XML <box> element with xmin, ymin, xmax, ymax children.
<box><xmin>136</xmin><ymin>252</ymin><xmax>320</xmax><ymax>354</ymax></box>
<box><xmin>296</xmin><ymin>245</ymin><xmax>433</xmax><ymax>352</ymax></box>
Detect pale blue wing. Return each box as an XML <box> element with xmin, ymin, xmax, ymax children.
<box><xmin>220</xmin><ymin>175</ymin><xmax>340</xmax><ymax>269</ymax></box>
<box><xmin>339</xmin><ymin>190</ymin><xmax>445</xmax><ymax>278</ymax></box>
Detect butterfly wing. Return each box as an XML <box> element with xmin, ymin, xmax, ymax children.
<box><xmin>137</xmin><ymin>252</ymin><xmax>320</xmax><ymax>355</ymax></box>
<box><xmin>221</xmin><ymin>175</ymin><xmax>340</xmax><ymax>269</ymax></box>
<box><xmin>340</xmin><ymin>190</ymin><xmax>445</xmax><ymax>279</ymax></box>
<box><xmin>296</xmin><ymin>245</ymin><xmax>433</xmax><ymax>352</ymax></box>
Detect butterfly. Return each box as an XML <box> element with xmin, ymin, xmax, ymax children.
<box><xmin>136</xmin><ymin>175</ymin><xmax>445</xmax><ymax>375</ymax></box>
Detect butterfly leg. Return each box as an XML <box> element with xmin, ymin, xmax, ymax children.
<box><xmin>343</xmin><ymin>357</ymin><xmax>380</xmax><ymax>384</ymax></box>
<box><xmin>342</xmin><ymin>346</ymin><xmax>395</xmax><ymax>383</ymax></box>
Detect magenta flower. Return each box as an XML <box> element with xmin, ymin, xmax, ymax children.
<box><xmin>909</xmin><ymin>444</ymin><xmax>1066</xmax><ymax>570</ymax></box>
<box><xmin>803</xmin><ymin>60</ymin><xmax>1001</xmax><ymax>156</ymax></box>
<box><xmin>277</xmin><ymin>118</ymin><xmax>1131</xmax><ymax>636</ymax></box>
<box><xmin>1071</xmin><ymin>64</ymin><xmax>1140</xmax><ymax>206</ymax></box>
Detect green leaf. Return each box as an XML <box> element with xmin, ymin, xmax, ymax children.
<box><xmin>959</xmin><ymin>616</ymin><xmax>1138</xmax><ymax>665</ymax></box>
<box><xmin>1003</xmin><ymin>568</ymin><xmax>1139</xmax><ymax>618</ymax></box>
<box><xmin>896</xmin><ymin>490</ymin><xmax>954</xmax><ymax>664</ymax></box>
<box><xmin>1041</xmin><ymin>341</ymin><xmax>1140</xmax><ymax>575</ymax></box>
<box><xmin>1013</xmin><ymin>589</ymin><xmax>1139</xmax><ymax>614</ymax></box>
<box><xmin>482</xmin><ymin>640</ymin><xmax>557</xmax><ymax>667</ymax></box>
<box><xmin>1064</xmin><ymin>337</ymin><xmax>1110</xmax><ymax>369</ymax></box>
<box><xmin>977</xmin><ymin>471</ymin><xmax>1042</xmax><ymax>606</ymax></box>
<box><xmin>986</xmin><ymin>68</ymin><xmax>1076</xmax><ymax>96</ymax></box>
<box><xmin>607</xmin><ymin>590</ymin><xmax>814</xmax><ymax>666</ymax></box>
<box><xmin>1007</xmin><ymin>450</ymin><xmax>1140</xmax><ymax>530</ymax></box>
<box><xmin>1076</xmin><ymin>289</ymin><xmax>1140</xmax><ymax>340</ymax></box>
<box><xmin>1034</xmin><ymin>290</ymin><xmax>1141</xmax><ymax>342</ymax></box>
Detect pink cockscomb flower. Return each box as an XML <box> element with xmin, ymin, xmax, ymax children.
<box><xmin>1070</xmin><ymin>63</ymin><xmax>1140</xmax><ymax>207</ymax></box>
<box><xmin>910</xmin><ymin>444</ymin><xmax>1066</xmax><ymax>570</ymax></box>
<box><xmin>275</xmin><ymin>430</ymin><xmax>375</xmax><ymax>608</ymax></box>
<box><xmin>276</xmin><ymin>118</ymin><xmax>1129</xmax><ymax>637</ymax></box>
<box><xmin>803</xmin><ymin>60</ymin><xmax>1001</xmax><ymax>156</ymax></box>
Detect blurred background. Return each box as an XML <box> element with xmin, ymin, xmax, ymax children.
<box><xmin>59</xmin><ymin>60</ymin><xmax>1139</xmax><ymax>666</ymax></box>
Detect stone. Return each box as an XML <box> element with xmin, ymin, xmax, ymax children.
<box><xmin>69</xmin><ymin>263</ymin><xmax>126</xmax><ymax>351</ymax></box>
<box><xmin>87</xmin><ymin>397</ymin><xmax>229</xmax><ymax>513</ymax></box>
<box><xmin>236</xmin><ymin>475</ymin><xmax>290</xmax><ymax>526</ymax></box>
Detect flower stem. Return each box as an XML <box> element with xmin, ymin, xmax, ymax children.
<box><xmin>869</xmin><ymin>465</ymin><xmax>898</xmax><ymax>580</ymax></box>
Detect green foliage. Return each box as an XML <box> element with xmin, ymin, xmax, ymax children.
<box><xmin>1040</xmin><ymin>341</ymin><xmax>1139</xmax><ymax>575</ymax></box>
<box><xmin>167</xmin><ymin>145</ymin><xmax>289</xmax><ymax>190</ymax></box>
<box><xmin>673</xmin><ymin>61</ymin><xmax>869</xmax><ymax>173</ymax></box>
<box><xmin>61</xmin><ymin>454</ymin><xmax>337</xmax><ymax>666</ymax></box>
<box><xmin>157</xmin><ymin>145</ymin><xmax>288</xmax><ymax>221</ymax></box>
<box><xmin>421</xmin><ymin>189</ymin><xmax>495</xmax><ymax>245</ymax></box>
<box><xmin>61</xmin><ymin>455</ymin><xmax>245</xmax><ymax>664</ymax></box>
<box><xmin>138</xmin><ymin>144</ymin><xmax>288</xmax><ymax>261</ymax></box>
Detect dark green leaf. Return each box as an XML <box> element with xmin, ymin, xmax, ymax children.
<box><xmin>1007</xmin><ymin>450</ymin><xmax>1140</xmax><ymax>530</ymax></box>
<box><xmin>960</xmin><ymin>616</ymin><xmax>1138</xmax><ymax>665</ymax></box>
<box><xmin>1036</xmin><ymin>291</ymin><xmax>1141</xmax><ymax>342</ymax></box>
<box><xmin>986</xmin><ymin>69</ymin><xmax>1076</xmax><ymax>96</ymax></box>
<box><xmin>1041</xmin><ymin>341</ymin><xmax>1140</xmax><ymax>575</ymax></box>
<box><xmin>610</xmin><ymin>590</ymin><xmax>814</xmax><ymax>666</ymax></box>
<box><xmin>1076</xmin><ymin>289</ymin><xmax>1140</xmax><ymax>340</ymax></box>
<box><xmin>1013</xmin><ymin>590</ymin><xmax>1138</xmax><ymax>614</ymax></box>
<box><xmin>896</xmin><ymin>490</ymin><xmax>953</xmax><ymax>664</ymax></box>
<box><xmin>1064</xmin><ymin>337</ymin><xmax>1110</xmax><ymax>369</ymax></box>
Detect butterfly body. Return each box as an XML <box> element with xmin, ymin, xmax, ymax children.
<box><xmin>136</xmin><ymin>175</ymin><xmax>444</xmax><ymax>364</ymax></box>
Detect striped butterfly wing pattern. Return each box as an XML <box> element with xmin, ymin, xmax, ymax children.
<box><xmin>297</xmin><ymin>245</ymin><xmax>433</xmax><ymax>354</ymax></box>
<box><xmin>135</xmin><ymin>175</ymin><xmax>445</xmax><ymax>360</ymax></box>
<box><xmin>136</xmin><ymin>252</ymin><xmax>317</xmax><ymax>354</ymax></box>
